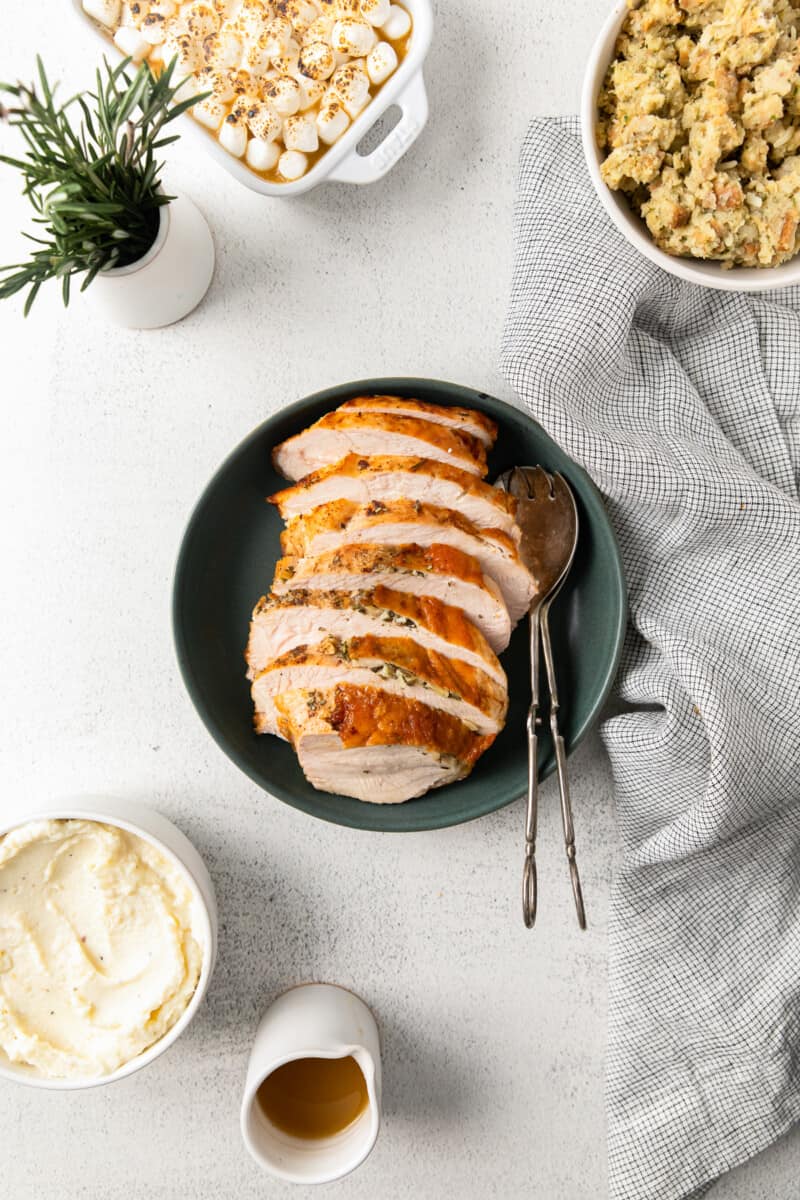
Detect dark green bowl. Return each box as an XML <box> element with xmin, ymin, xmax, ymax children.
<box><xmin>172</xmin><ymin>379</ymin><xmax>626</xmax><ymax>832</ymax></box>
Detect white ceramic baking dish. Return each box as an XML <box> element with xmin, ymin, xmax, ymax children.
<box><xmin>0</xmin><ymin>796</ymin><xmax>218</xmax><ymax>1090</ymax></box>
<box><xmin>72</xmin><ymin>0</ymin><xmax>433</xmax><ymax>196</ymax></box>
<box><xmin>581</xmin><ymin>0</ymin><xmax>800</xmax><ymax>292</ymax></box>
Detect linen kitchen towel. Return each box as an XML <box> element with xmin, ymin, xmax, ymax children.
<box><xmin>501</xmin><ymin>117</ymin><xmax>800</xmax><ymax>1200</ymax></box>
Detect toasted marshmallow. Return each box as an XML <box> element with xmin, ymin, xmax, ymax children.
<box><xmin>261</xmin><ymin>14</ymin><xmax>293</xmax><ymax>55</ymax></box>
<box><xmin>242</xmin><ymin>37</ymin><xmax>272</xmax><ymax>73</ymax></box>
<box><xmin>302</xmin><ymin>14</ymin><xmax>333</xmax><ymax>43</ymax></box>
<box><xmin>279</xmin><ymin>0</ymin><xmax>320</xmax><ymax>34</ymax></box>
<box><xmin>271</xmin><ymin>37</ymin><xmax>300</xmax><ymax>73</ymax></box>
<box><xmin>318</xmin><ymin>0</ymin><xmax>360</xmax><ymax>15</ymax></box>
<box><xmin>365</xmin><ymin>39</ymin><xmax>396</xmax><ymax>83</ymax></box>
<box><xmin>83</xmin><ymin>0</ymin><xmax>121</xmax><ymax>28</ymax></box>
<box><xmin>193</xmin><ymin>93</ymin><xmax>228</xmax><ymax>128</ymax></box>
<box><xmin>196</xmin><ymin>66</ymin><xmax>235</xmax><ymax>100</ymax></box>
<box><xmin>298</xmin><ymin>39</ymin><xmax>336</xmax><ymax>80</ymax></box>
<box><xmin>181</xmin><ymin>1</ymin><xmax>219</xmax><ymax>38</ymax></box>
<box><xmin>233</xmin><ymin>0</ymin><xmax>272</xmax><ymax>39</ymax></box>
<box><xmin>141</xmin><ymin>12</ymin><xmax>169</xmax><ymax>42</ymax></box>
<box><xmin>120</xmin><ymin>0</ymin><xmax>150</xmax><ymax>27</ymax></box>
<box><xmin>113</xmin><ymin>24</ymin><xmax>152</xmax><ymax>61</ymax></box>
<box><xmin>278</xmin><ymin>148</ymin><xmax>308</xmax><ymax>178</ymax></box>
<box><xmin>162</xmin><ymin>31</ymin><xmax>203</xmax><ymax>73</ymax></box>
<box><xmin>283</xmin><ymin>111</ymin><xmax>319</xmax><ymax>151</ymax></box>
<box><xmin>243</xmin><ymin>96</ymin><xmax>283</xmax><ymax>139</ymax></box>
<box><xmin>381</xmin><ymin>3</ymin><xmax>409</xmax><ymax>39</ymax></box>
<box><xmin>208</xmin><ymin>23</ymin><xmax>245</xmax><ymax>67</ymax></box>
<box><xmin>360</xmin><ymin>0</ymin><xmax>389</xmax><ymax>25</ymax></box>
<box><xmin>219</xmin><ymin>113</ymin><xmax>248</xmax><ymax>155</ymax></box>
<box><xmin>329</xmin><ymin>61</ymin><xmax>370</xmax><ymax>115</ymax></box>
<box><xmin>263</xmin><ymin>73</ymin><xmax>302</xmax><ymax>114</ymax></box>
<box><xmin>331</xmin><ymin>17</ymin><xmax>376</xmax><ymax>56</ymax></box>
<box><xmin>297</xmin><ymin>74</ymin><xmax>327</xmax><ymax>108</ymax></box>
<box><xmin>229</xmin><ymin>68</ymin><xmax>257</xmax><ymax>96</ymax></box>
<box><xmin>246</xmin><ymin>135</ymin><xmax>280</xmax><ymax>170</ymax></box>
<box><xmin>315</xmin><ymin>96</ymin><xmax>349</xmax><ymax>143</ymax></box>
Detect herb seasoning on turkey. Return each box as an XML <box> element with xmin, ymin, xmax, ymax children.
<box><xmin>247</xmin><ymin>396</ymin><xmax>536</xmax><ymax>803</ymax></box>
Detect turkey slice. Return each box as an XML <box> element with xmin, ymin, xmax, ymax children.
<box><xmin>268</xmin><ymin>454</ymin><xmax>518</xmax><ymax>538</ymax></box>
<box><xmin>246</xmin><ymin>586</ymin><xmax>507</xmax><ymax>685</ymax></box>
<box><xmin>273</xmin><ymin>685</ymin><xmax>496</xmax><ymax>804</ymax></box>
<box><xmin>252</xmin><ymin>634</ymin><xmax>508</xmax><ymax>736</ymax></box>
<box><xmin>270</xmin><ymin>543</ymin><xmax>512</xmax><ymax>652</ymax></box>
<box><xmin>336</xmin><ymin>395</ymin><xmax>497</xmax><ymax>448</ymax></box>
<box><xmin>280</xmin><ymin>499</ymin><xmax>537</xmax><ymax>622</ymax></box>
<box><xmin>272</xmin><ymin>411</ymin><xmax>487</xmax><ymax>480</ymax></box>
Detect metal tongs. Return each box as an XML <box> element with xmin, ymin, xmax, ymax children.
<box><xmin>495</xmin><ymin>466</ymin><xmax>586</xmax><ymax>930</ymax></box>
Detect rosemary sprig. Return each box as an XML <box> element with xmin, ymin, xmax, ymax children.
<box><xmin>0</xmin><ymin>55</ymin><xmax>206</xmax><ymax>314</ymax></box>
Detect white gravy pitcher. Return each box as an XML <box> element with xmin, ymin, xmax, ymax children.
<box><xmin>240</xmin><ymin>983</ymin><xmax>381</xmax><ymax>1184</ymax></box>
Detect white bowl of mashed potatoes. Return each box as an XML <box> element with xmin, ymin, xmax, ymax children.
<box><xmin>582</xmin><ymin>0</ymin><xmax>800</xmax><ymax>290</ymax></box>
<box><xmin>0</xmin><ymin>798</ymin><xmax>217</xmax><ymax>1089</ymax></box>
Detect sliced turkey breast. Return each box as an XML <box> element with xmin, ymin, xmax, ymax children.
<box><xmin>336</xmin><ymin>395</ymin><xmax>497</xmax><ymax>448</ymax></box>
<box><xmin>273</xmin><ymin>685</ymin><xmax>495</xmax><ymax>804</ymax></box>
<box><xmin>268</xmin><ymin>454</ymin><xmax>519</xmax><ymax>539</ymax></box>
<box><xmin>280</xmin><ymin>499</ymin><xmax>537</xmax><ymax>623</ymax></box>
<box><xmin>271</xmin><ymin>543</ymin><xmax>512</xmax><ymax>652</ymax></box>
<box><xmin>246</xmin><ymin>587</ymin><xmax>507</xmax><ymax>686</ymax></box>
<box><xmin>272</xmin><ymin>412</ymin><xmax>487</xmax><ymax>481</ymax></box>
<box><xmin>252</xmin><ymin>634</ymin><xmax>507</xmax><ymax>737</ymax></box>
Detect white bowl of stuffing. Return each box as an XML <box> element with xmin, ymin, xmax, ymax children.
<box><xmin>582</xmin><ymin>0</ymin><xmax>800</xmax><ymax>290</ymax></box>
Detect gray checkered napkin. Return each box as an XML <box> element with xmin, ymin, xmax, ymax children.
<box><xmin>500</xmin><ymin>117</ymin><xmax>800</xmax><ymax>1200</ymax></box>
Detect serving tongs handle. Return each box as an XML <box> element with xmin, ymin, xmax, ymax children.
<box><xmin>540</xmin><ymin>604</ymin><xmax>587</xmax><ymax>930</ymax></box>
<box><xmin>522</xmin><ymin>607</ymin><xmax>541</xmax><ymax>928</ymax></box>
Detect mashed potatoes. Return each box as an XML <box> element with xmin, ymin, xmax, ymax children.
<box><xmin>0</xmin><ymin>819</ymin><xmax>203</xmax><ymax>1079</ymax></box>
<box><xmin>598</xmin><ymin>0</ymin><xmax>800</xmax><ymax>266</ymax></box>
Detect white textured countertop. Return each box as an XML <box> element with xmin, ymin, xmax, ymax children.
<box><xmin>0</xmin><ymin>2</ymin><xmax>797</xmax><ymax>1196</ymax></box>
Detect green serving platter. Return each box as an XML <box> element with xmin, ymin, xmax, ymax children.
<box><xmin>172</xmin><ymin>378</ymin><xmax>626</xmax><ymax>832</ymax></box>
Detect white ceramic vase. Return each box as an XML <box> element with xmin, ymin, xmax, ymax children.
<box><xmin>88</xmin><ymin>192</ymin><xmax>215</xmax><ymax>329</ymax></box>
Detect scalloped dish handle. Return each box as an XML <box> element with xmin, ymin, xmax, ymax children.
<box><xmin>327</xmin><ymin>71</ymin><xmax>429</xmax><ymax>186</ymax></box>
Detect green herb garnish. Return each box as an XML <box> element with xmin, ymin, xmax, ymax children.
<box><xmin>0</xmin><ymin>55</ymin><xmax>207</xmax><ymax>313</ymax></box>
